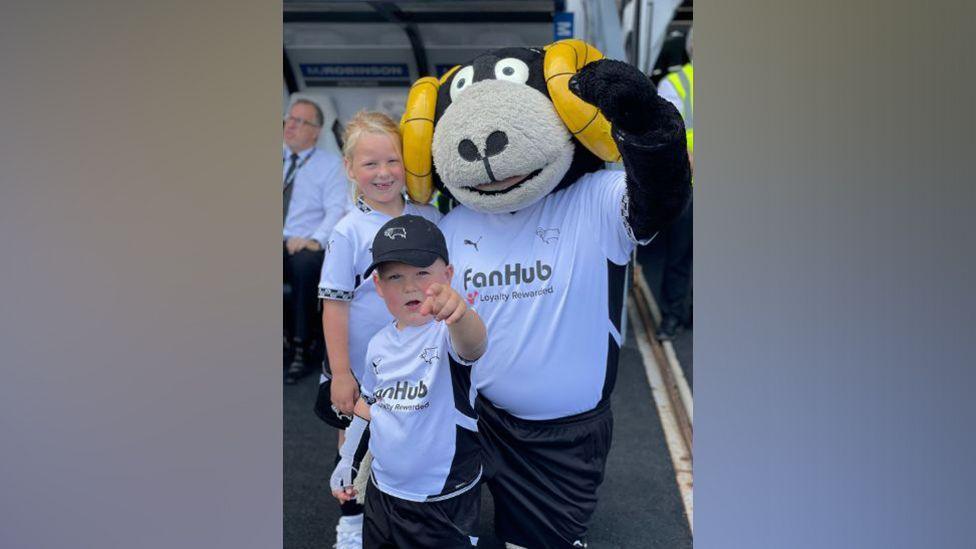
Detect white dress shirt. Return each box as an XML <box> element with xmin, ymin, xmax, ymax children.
<box><xmin>283</xmin><ymin>144</ymin><xmax>349</xmax><ymax>245</ymax></box>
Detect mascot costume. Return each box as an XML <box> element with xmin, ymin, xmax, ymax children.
<box><xmin>400</xmin><ymin>40</ymin><xmax>691</xmax><ymax>548</ymax></box>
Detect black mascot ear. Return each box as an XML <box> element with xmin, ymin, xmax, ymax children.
<box><xmin>399</xmin><ymin>66</ymin><xmax>460</xmax><ymax>204</ymax></box>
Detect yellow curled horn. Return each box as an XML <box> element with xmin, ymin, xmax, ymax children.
<box><xmin>543</xmin><ymin>39</ymin><xmax>621</xmax><ymax>162</ymax></box>
<box><xmin>399</xmin><ymin>77</ymin><xmax>438</xmax><ymax>203</ymax></box>
<box><xmin>400</xmin><ymin>70</ymin><xmax>453</xmax><ymax>204</ymax></box>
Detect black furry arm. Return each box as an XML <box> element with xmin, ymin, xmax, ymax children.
<box><xmin>570</xmin><ymin>59</ymin><xmax>691</xmax><ymax>240</ymax></box>
<box><xmin>614</xmin><ymin>99</ymin><xmax>691</xmax><ymax>240</ymax></box>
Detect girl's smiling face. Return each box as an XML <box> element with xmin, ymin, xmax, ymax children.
<box><xmin>345</xmin><ymin>132</ymin><xmax>405</xmax><ymax>209</ymax></box>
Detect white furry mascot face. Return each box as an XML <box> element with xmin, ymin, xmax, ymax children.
<box><xmin>428</xmin><ymin>47</ymin><xmax>604</xmax><ymax>214</ymax></box>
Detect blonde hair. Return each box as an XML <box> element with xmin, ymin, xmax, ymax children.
<box><xmin>341</xmin><ymin>110</ymin><xmax>404</xmax><ymax>201</ymax></box>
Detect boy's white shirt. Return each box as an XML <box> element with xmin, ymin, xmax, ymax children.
<box><xmin>360</xmin><ymin>319</ymin><xmax>481</xmax><ymax>502</ymax></box>
<box><xmin>318</xmin><ymin>199</ymin><xmax>442</xmax><ymax>380</ymax></box>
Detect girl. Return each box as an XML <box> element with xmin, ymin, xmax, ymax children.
<box><xmin>316</xmin><ymin>110</ymin><xmax>441</xmax><ymax>548</ymax></box>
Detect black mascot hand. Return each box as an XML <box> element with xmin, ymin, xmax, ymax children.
<box><xmin>568</xmin><ymin>59</ymin><xmax>676</xmax><ymax>137</ymax></box>
<box><xmin>570</xmin><ymin>59</ymin><xmax>690</xmax><ymax>241</ymax></box>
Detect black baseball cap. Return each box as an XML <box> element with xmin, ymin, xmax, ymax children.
<box><xmin>364</xmin><ymin>215</ymin><xmax>450</xmax><ymax>278</ymax></box>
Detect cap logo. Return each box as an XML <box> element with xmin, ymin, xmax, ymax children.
<box><xmin>384</xmin><ymin>227</ymin><xmax>407</xmax><ymax>240</ymax></box>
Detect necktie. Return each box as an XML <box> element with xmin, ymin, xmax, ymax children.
<box><xmin>283</xmin><ymin>152</ymin><xmax>299</xmax><ymax>224</ymax></box>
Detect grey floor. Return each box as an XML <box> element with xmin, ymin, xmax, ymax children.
<box><xmin>637</xmin><ymin>239</ymin><xmax>693</xmax><ymax>389</ymax></box>
<box><xmin>283</xmin><ymin>323</ymin><xmax>692</xmax><ymax>548</ymax></box>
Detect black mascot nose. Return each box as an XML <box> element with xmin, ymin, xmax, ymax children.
<box><xmin>457</xmin><ymin>131</ymin><xmax>509</xmax><ymax>162</ymax></box>
<box><xmin>484</xmin><ymin>131</ymin><xmax>508</xmax><ymax>157</ymax></box>
<box><xmin>458</xmin><ymin>139</ymin><xmax>481</xmax><ymax>162</ymax></box>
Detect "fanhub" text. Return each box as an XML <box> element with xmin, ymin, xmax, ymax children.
<box><xmin>463</xmin><ymin>261</ymin><xmax>552</xmax><ymax>290</ymax></box>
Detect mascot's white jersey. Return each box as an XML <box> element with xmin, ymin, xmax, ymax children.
<box><xmin>362</xmin><ymin>320</ymin><xmax>481</xmax><ymax>502</ymax></box>
<box><xmin>439</xmin><ymin>170</ymin><xmax>639</xmax><ymax>420</ymax></box>
<box><xmin>318</xmin><ymin>198</ymin><xmax>442</xmax><ymax>381</ymax></box>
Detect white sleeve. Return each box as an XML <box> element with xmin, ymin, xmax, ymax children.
<box><xmin>422</xmin><ymin>205</ymin><xmax>444</xmax><ymax>224</ymax></box>
<box><xmin>330</xmin><ymin>415</ymin><xmax>370</xmax><ymax>491</ymax></box>
<box><xmin>311</xmin><ymin>158</ymin><xmax>350</xmax><ymax>246</ymax></box>
<box><xmin>578</xmin><ymin>171</ymin><xmax>638</xmax><ymax>265</ymax></box>
<box><xmin>657</xmin><ymin>78</ymin><xmax>685</xmax><ymax>119</ymax></box>
<box><xmin>318</xmin><ymin>229</ymin><xmax>357</xmax><ymax>301</ymax></box>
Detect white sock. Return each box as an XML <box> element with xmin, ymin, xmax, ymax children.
<box><xmin>338</xmin><ymin>514</ymin><xmax>363</xmax><ymax>528</ymax></box>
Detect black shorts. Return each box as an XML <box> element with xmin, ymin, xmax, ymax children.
<box><xmin>363</xmin><ymin>479</ymin><xmax>480</xmax><ymax>549</ymax></box>
<box><xmin>476</xmin><ymin>396</ymin><xmax>613</xmax><ymax>549</ymax></box>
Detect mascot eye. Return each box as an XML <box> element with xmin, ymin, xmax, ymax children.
<box><xmin>494</xmin><ymin>58</ymin><xmax>529</xmax><ymax>84</ymax></box>
<box><xmin>450</xmin><ymin>66</ymin><xmax>475</xmax><ymax>102</ymax></box>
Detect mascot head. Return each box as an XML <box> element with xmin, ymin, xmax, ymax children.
<box><xmin>401</xmin><ymin>40</ymin><xmax>622</xmax><ymax>214</ymax></box>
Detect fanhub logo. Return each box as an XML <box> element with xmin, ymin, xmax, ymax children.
<box><xmin>374</xmin><ymin>380</ymin><xmax>428</xmax><ymax>401</ymax></box>
<box><xmin>463</xmin><ymin>260</ymin><xmax>552</xmax><ymax>290</ymax></box>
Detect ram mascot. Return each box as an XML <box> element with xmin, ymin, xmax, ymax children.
<box><xmin>400</xmin><ymin>40</ymin><xmax>690</xmax><ymax>548</ymax></box>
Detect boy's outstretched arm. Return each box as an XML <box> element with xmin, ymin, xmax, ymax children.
<box><xmin>420</xmin><ymin>283</ymin><xmax>487</xmax><ymax>362</ymax></box>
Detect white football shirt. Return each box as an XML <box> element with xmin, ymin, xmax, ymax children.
<box><xmin>439</xmin><ymin>170</ymin><xmax>647</xmax><ymax>420</ymax></box>
<box><xmin>362</xmin><ymin>320</ymin><xmax>481</xmax><ymax>502</ymax></box>
<box><xmin>318</xmin><ymin>198</ymin><xmax>442</xmax><ymax>381</ymax></box>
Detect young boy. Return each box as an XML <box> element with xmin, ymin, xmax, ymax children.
<box><xmin>330</xmin><ymin>214</ymin><xmax>487</xmax><ymax>548</ymax></box>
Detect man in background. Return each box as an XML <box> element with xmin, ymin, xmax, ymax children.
<box><xmin>283</xmin><ymin>99</ymin><xmax>348</xmax><ymax>383</ymax></box>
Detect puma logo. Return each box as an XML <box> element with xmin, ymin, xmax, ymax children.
<box><xmin>463</xmin><ymin>236</ymin><xmax>482</xmax><ymax>251</ymax></box>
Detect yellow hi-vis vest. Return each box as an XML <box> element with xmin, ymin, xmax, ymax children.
<box><xmin>665</xmin><ymin>63</ymin><xmax>694</xmax><ymax>154</ymax></box>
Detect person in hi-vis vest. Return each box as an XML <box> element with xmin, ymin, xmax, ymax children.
<box><xmin>658</xmin><ymin>28</ymin><xmax>693</xmax><ymax>163</ymax></box>
<box><xmin>654</xmin><ymin>28</ymin><xmax>694</xmax><ymax>341</ymax></box>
